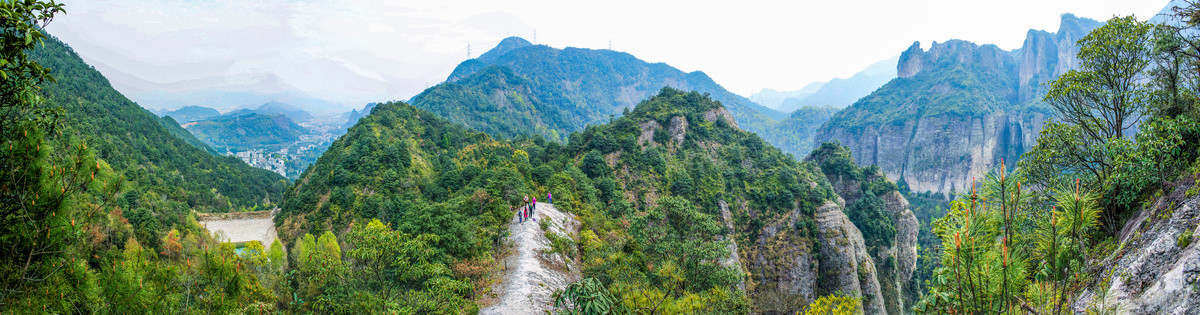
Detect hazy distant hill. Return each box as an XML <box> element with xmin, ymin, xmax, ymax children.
<box><xmin>185</xmin><ymin>113</ymin><xmax>310</xmax><ymax>151</ymax></box>
<box><xmin>226</xmin><ymin>101</ymin><xmax>314</xmax><ymax>123</ymax></box>
<box><xmin>159</xmin><ymin>105</ymin><xmax>220</xmax><ymax>123</ymax></box>
<box><xmin>751</xmin><ymin>83</ymin><xmax>825</xmax><ymax>110</ymax></box>
<box><xmin>780</xmin><ymin>55</ymin><xmax>899</xmax><ymax>112</ymax></box>
<box><xmin>411</xmin><ymin>36</ymin><xmax>784</xmax><ymax>141</ymax></box>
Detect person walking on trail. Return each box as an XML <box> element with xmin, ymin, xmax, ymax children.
<box><xmin>548</xmin><ymin>192</ymin><xmax>553</xmax><ymax>204</ymax></box>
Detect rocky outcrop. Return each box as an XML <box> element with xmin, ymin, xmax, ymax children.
<box><xmin>747</xmin><ymin>198</ymin><xmax>821</xmax><ymax>310</ymax></box>
<box><xmin>818</xmin><ymin>14</ymin><xmax>1100</xmax><ymax>195</ymax></box>
<box><xmin>897</xmin><ymin>40</ymin><xmax>1016</xmax><ymax>83</ymax></box>
<box><xmin>718</xmin><ymin>199</ymin><xmax>747</xmax><ymax>291</ymax></box>
<box><xmin>1074</xmin><ymin>175</ymin><xmax>1200</xmax><ymax>313</ymax></box>
<box><xmin>878</xmin><ymin>191</ymin><xmax>919</xmax><ymax>315</ymax></box>
<box><xmin>814</xmin><ymin>200</ymin><xmax>886</xmax><ymax>314</ymax></box>
<box><xmin>668</xmin><ymin>116</ymin><xmax>688</xmax><ymax>146</ymax></box>
<box><xmin>637</xmin><ymin>120</ymin><xmax>662</xmax><ymax>146</ymax></box>
<box><xmin>704</xmin><ymin>107</ymin><xmax>740</xmax><ymax>130</ymax></box>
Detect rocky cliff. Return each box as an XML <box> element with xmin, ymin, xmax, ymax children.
<box><xmin>815</xmin><ymin>14</ymin><xmax>1101</xmax><ymax>195</ymax></box>
<box><xmin>1074</xmin><ymin>175</ymin><xmax>1200</xmax><ymax>313</ymax></box>
<box><xmin>746</xmin><ymin>144</ymin><xmax>919</xmax><ymax>314</ymax></box>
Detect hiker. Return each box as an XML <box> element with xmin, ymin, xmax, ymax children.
<box><xmin>548</xmin><ymin>192</ymin><xmax>553</xmax><ymax>204</ymax></box>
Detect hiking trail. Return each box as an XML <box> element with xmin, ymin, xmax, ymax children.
<box><xmin>480</xmin><ymin>203</ymin><xmax>581</xmax><ymax>314</ymax></box>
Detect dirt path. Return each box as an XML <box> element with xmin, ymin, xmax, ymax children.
<box><xmin>480</xmin><ymin>203</ymin><xmax>580</xmax><ymax>315</ymax></box>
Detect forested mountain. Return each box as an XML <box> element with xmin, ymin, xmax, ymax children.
<box><xmin>279</xmin><ymin>88</ymin><xmax>918</xmax><ymax>313</ymax></box>
<box><xmin>409</xmin><ymin>36</ymin><xmax>784</xmax><ymax>142</ymax></box>
<box><xmin>760</xmin><ymin>105</ymin><xmax>839</xmax><ymax>156</ymax></box>
<box><xmin>185</xmin><ymin>112</ymin><xmax>310</xmax><ymax>151</ymax></box>
<box><xmin>33</xmin><ymin>34</ymin><xmax>289</xmax><ymax>211</ymax></box>
<box><xmin>158</xmin><ymin>105</ymin><xmax>219</xmax><ymax>123</ymax></box>
<box><xmin>814</xmin><ymin>14</ymin><xmax>1102</xmax><ymax>195</ymax></box>
<box><xmin>227</xmin><ymin>101</ymin><xmax>314</xmax><ymax>123</ymax></box>
<box><xmin>2</xmin><ymin>5</ymin><xmax>288</xmax><ymax>309</ymax></box>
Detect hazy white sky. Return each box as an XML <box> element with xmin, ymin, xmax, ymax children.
<box><xmin>48</xmin><ymin>0</ymin><xmax>1168</xmax><ymax>111</ymax></box>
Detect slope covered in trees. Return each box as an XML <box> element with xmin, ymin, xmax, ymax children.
<box><xmin>1</xmin><ymin>4</ymin><xmax>289</xmax><ymax>312</ymax></box>
<box><xmin>279</xmin><ymin>87</ymin><xmax>922</xmax><ymax>313</ymax></box>
<box><xmin>409</xmin><ymin>37</ymin><xmax>784</xmax><ymax>143</ymax></box>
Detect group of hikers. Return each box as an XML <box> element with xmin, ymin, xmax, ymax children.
<box><xmin>517</xmin><ymin>192</ymin><xmax>553</xmax><ymax>223</ymax></box>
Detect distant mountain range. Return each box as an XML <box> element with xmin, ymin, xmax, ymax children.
<box><xmin>225</xmin><ymin>101</ymin><xmax>314</xmax><ymax>123</ymax></box>
<box><xmin>753</xmin><ymin>56</ymin><xmax>899</xmax><ymax>112</ymax></box>
<box><xmin>410</xmin><ymin>36</ymin><xmax>785</xmax><ymax>142</ymax></box>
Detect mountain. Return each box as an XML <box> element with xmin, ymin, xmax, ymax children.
<box><xmin>410</xmin><ymin>36</ymin><xmax>784</xmax><ymax>142</ymax></box>
<box><xmin>29</xmin><ymin>32</ymin><xmax>288</xmax><ymax>213</ymax></box>
<box><xmin>184</xmin><ymin>112</ymin><xmax>310</xmax><ymax>151</ymax></box>
<box><xmin>760</xmin><ymin>105</ymin><xmax>839</xmax><ymax>157</ymax></box>
<box><xmin>779</xmin><ymin>55</ymin><xmax>899</xmax><ymax>112</ymax></box>
<box><xmin>158</xmin><ymin>105</ymin><xmax>220</xmax><ymax>123</ymax></box>
<box><xmin>156</xmin><ymin>115</ymin><xmax>218</xmax><ymax>154</ymax></box>
<box><xmin>813</xmin><ymin>14</ymin><xmax>1102</xmax><ymax>194</ymax></box>
<box><xmin>226</xmin><ymin>101</ymin><xmax>313</xmax><ymax>123</ymax></box>
<box><xmin>284</xmin><ymin>87</ymin><xmax>917</xmax><ymax>313</ymax></box>
<box><xmin>751</xmin><ymin>82</ymin><xmax>826</xmax><ymax>110</ymax></box>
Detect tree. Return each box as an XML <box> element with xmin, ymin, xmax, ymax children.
<box><xmin>1022</xmin><ymin>16</ymin><xmax>1152</xmax><ymax>233</ymax></box>
<box><xmin>1045</xmin><ymin>16</ymin><xmax>1151</xmax><ymax>142</ymax></box>
<box><xmin>0</xmin><ymin>0</ymin><xmax>97</xmax><ymax>307</ymax></box>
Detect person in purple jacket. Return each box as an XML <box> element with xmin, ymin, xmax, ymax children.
<box><xmin>548</xmin><ymin>192</ymin><xmax>553</xmax><ymax>204</ymax></box>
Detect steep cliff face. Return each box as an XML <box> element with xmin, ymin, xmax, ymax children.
<box><xmin>1074</xmin><ymin>175</ymin><xmax>1200</xmax><ymax>313</ymax></box>
<box><xmin>820</xmin><ymin>112</ymin><xmax>1047</xmax><ymax>194</ymax></box>
<box><xmin>816</xmin><ymin>14</ymin><xmax>1100</xmax><ymax>194</ymax></box>
<box><xmin>745</xmin><ymin>143</ymin><xmax>918</xmax><ymax>314</ymax></box>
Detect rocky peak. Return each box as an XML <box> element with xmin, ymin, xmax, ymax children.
<box><xmin>1016</xmin><ymin>13</ymin><xmax>1101</xmax><ymax>103</ymax></box>
<box><xmin>896</xmin><ymin>40</ymin><xmax>1014</xmax><ymax>79</ymax></box>
<box><xmin>897</xmin><ymin>41</ymin><xmax>925</xmax><ymax>78</ymax></box>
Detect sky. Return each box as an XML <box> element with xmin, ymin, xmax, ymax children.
<box><xmin>48</xmin><ymin>0</ymin><xmax>1168</xmax><ymax>112</ymax></box>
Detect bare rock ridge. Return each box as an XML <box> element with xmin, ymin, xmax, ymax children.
<box><xmin>817</xmin><ymin>14</ymin><xmax>1102</xmax><ymax>195</ymax></box>
<box><xmin>481</xmin><ymin>203</ymin><xmax>581</xmax><ymax>315</ymax></box>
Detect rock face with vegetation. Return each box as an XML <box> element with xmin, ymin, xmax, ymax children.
<box><xmin>815</xmin><ymin>14</ymin><xmax>1102</xmax><ymax>195</ymax></box>
<box><xmin>1075</xmin><ymin>174</ymin><xmax>1200</xmax><ymax>313</ymax></box>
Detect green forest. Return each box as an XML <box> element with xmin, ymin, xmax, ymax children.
<box><xmin>4</xmin><ymin>1</ymin><xmax>1200</xmax><ymax>314</ymax></box>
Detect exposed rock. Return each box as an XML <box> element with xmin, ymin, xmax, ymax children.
<box><xmin>897</xmin><ymin>42</ymin><xmax>925</xmax><ymax>78</ymax></box>
<box><xmin>638</xmin><ymin>120</ymin><xmax>662</xmax><ymax>146</ymax></box>
<box><xmin>813</xmin><ymin>200</ymin><xmax>886</xmax><ymax>314</ymax></box>
<box><xmin>817</xmin><ymin>15</ymin><xmax>1100</xmax><ymax>195</ymax></box>
<box><xmin>879</xmin><ymin>191</ymin><xmax>919</xmax><ymax>314</ymax></box>
<box><xmin>1074</xmin><ymin>176</ymin><xmax>1200</xmax><ymax>314</ymax></box>
<box><xmin>718</xmin><ymin>199</ymin><xmax>747</xmax><ymax>291</ymax></box>
<box><xmin>704</xmin><ymin>107</ymin><xmax>740</xmax><ymax>130</ymax></box>
<box><xmin>820</xmin><ymin>111</ymin><xmax>1047</xmax><ymax>195</ymax></box>
<box><xmin>668</xmin><ymin>116</ymin><xmax>688</xmax><ymax>146</ymax></box>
